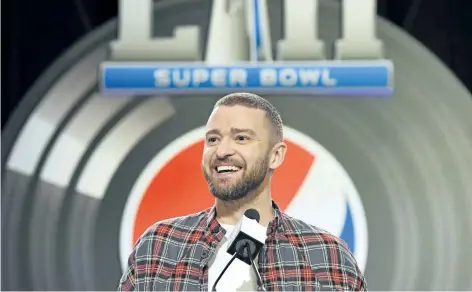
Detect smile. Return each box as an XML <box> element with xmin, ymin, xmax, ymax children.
<box><xmin>214</xmin><ymin>165</ymin><xmax>242</xmax><ymax>173</ymax></box>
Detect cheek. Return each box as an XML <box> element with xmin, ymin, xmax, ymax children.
<box><xmin>238</xmin><ymin>149</ymin><xmax>261</xmax><ymax>167</ymax></box>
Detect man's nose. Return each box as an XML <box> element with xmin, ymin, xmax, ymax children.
<box><xmin>215</xmin><ymin>139</ymin><xmax>235</xmax><ymax>159</ymax></box>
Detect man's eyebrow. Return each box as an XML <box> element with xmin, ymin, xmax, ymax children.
<box><xmin>205</xmin><ymin>129</ymin><xmax>220</xmax><ymax>136</ymax></box>
<box><xmin>230</xmin><ymin>128</ymin><xmax>257</xmax><ymax>136</ymax></box>
<box><xmin>205</xmin><ymin>128</ymin><xmax>257</xmax><ymax>136</ymax></box>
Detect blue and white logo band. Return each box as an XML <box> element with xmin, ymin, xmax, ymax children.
<box><xmin>100</xmin><ymin>61</ymin><xmax>393</xmax><ymax>96</ymax></box>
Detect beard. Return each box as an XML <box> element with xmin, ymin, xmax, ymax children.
<box><xmin>202</xmin><ymin>155</ymin><xmax>269</xmax><ymax>202</ymax></box>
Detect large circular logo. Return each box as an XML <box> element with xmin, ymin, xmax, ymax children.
<box><xmin>2</xmin><ymin>0</ymin><xmax>472</xmax><ymax>291</ymax></box>
<box><xmin>120</xmin><ymin>126</ymin><xmax>369</xmax><ymax>272</ymax></box>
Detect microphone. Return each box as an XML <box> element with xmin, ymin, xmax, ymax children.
<box><xmin>226</xmin><ymin>209</ymin><xmax>266</xmax><ymax>264</ymax></box>
<box><xmin>211</xmin><ymin>209</ymin><xmax>267</xmax><ymax>291</ymax></box>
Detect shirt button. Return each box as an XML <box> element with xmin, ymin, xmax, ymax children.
<box><xmin>201</xmin><ymin>250</ymin><xmax>209</xmax><ymax>259</ymax></box>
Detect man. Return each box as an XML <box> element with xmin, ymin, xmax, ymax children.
<box><xmin>118</xmin><ymin>92</ymin><xmax>367</xmax><ymax>291</ymax></box>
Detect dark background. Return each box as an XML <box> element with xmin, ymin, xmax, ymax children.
<box><xmin>2</xmin><ymin>0</ymin><xmax>472</xmax><ymax>128</ymax></box>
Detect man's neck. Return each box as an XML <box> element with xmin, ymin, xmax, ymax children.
<box><xmin>215</xmin><ymin>189</ymin><xmax>274</xmax><ymax>227</ymax></box>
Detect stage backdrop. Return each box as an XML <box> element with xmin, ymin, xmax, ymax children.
<box><xmin>2</xmin><ymin>0</ymin><xmax>472</xmax><ymax>290</ymax></box>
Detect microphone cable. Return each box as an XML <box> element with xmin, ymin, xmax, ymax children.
<box><xmin>245</xmin><ymin>243</ymin><xmax>266</xmax><ymax>291</ymax></box>
<box><xmin>211</xmin><ymin>244</ymin><xmax>242</xmax><ymax>292</ymax></box>
<box><xmin>211</xmin><ymin>242</ymin><xmax>266</xmax><ymax>291</ymax></box>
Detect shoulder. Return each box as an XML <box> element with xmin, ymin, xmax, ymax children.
<box><xmin>119</xmin><ymin>210</ymin><xmax>211</xmax><ymax>289</ymax></box>
<box><xmin>282</xmin><ymin>213</ymin><xmax>356</xmax><ymax>263</ymax></box>
<box><xmin>283</xmin><ymin>213</ymin><xmax>349</xmax><ymax>249</ymax></box>
<box><xmin>133</xmin><ymin>209</ymin><xmax>209</xmax><ymax>253</ymax></box>
<box><xmin>282</xmin><ymin>213</ymin><xmax>367</xmax><ymax>289</ymax></box>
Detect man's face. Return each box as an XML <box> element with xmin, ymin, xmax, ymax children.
<box><xmin>202</xmin><ymin>105</ymin><xmax>273</xmax><ymax>201</ymax></box>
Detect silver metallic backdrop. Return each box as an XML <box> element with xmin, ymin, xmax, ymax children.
<box><xmin>2</xmin><ymin>0</ymin><xmax>472</xmax><ymax>290</ymax></box>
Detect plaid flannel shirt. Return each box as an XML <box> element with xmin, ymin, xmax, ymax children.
<box><xmin>118</xmin><ymin>201</ymin><xmax>367</xmax><ymax>291</ymax></box>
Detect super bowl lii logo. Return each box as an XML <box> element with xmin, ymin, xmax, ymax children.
<box><xmin>99</xmin><ymin>0</ymin><xmax>394</xmax><ymax>96</ymax></box>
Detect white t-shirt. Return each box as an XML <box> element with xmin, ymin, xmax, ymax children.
<box><xmin>208</xmin><ymin>224</ymin><xmax>258</xmax><ymax>292</ymax></box>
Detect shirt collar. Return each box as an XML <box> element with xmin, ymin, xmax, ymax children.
<box><xmin>203</xmin><ymin>200</ymin><xmax>286</xmax><ymax>236</ymax></box>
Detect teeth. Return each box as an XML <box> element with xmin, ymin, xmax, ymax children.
<box><xmin>216</xmin><ymin>166</ymin><xmax>240</xmax><ymax>173</ymax></box>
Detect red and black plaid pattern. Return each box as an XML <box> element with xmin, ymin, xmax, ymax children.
<box><xmin>118</xmin><ymin>201</ymin><xmax>367</xmax><ymax>291</ymax></box>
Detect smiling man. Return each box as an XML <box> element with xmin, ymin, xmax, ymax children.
<box><xmin>118</xmin><ymin>92</ymin><xmax>367</xmax><ymax>291</ymax></box>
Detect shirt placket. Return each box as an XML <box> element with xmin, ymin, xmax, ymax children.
<box><xmin>259</xmin><ymin>216</ymin><xmax>284</xmax><ymax>289</ymax></box>
<box><xmin>199</xmin><ymin>225</ymin><xmax>224</xmax><ymax>291</ymax></box>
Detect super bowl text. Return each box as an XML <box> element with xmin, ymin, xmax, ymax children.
<box><xmin>100</xmin><ymin>0</ymin><xmax>394</xmax><ymax>96</ymax></box>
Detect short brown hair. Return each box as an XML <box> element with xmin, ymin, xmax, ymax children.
<box><xmin>214</xmin><ymin>92</ymin><xmax>284</xmax><ymax>143</ymax></box>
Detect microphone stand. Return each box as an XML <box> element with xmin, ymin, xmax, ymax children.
<box><xmin>211</xmin><ymin>243</ymin><xmax>266</xmax><ymax>292</ymax></box>
<box><xmin>211</xmin><ymin>244</ymin><xmax>243</xmax><ymax>292</ymax></box>
<box><xmin>245</xmin><ymin>243</ymin><xmax>266</xmax><ymax>291</ymax></box>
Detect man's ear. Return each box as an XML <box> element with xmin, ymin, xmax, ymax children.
<box><xmin>268</xmin><ymin>141</ymin><xmax>287</xmax><ymax>170</ymax></box>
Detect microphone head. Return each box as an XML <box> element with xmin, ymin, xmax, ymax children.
<box><xmin>244</xmin><ymin>208</ymin><xmax>260</xmax><ymax>223</ymax></box>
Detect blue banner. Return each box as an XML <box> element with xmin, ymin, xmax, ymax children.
<box><xmin>100</xmin><ymin>61</ymin><xmax>393</xmax><ymax>96</ymax></box>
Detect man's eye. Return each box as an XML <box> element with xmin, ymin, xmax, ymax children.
<box><xmin>206</xmin><ymin>137</ymin><xmax>218</xmax><ymax>143</ymax></box>
<box><xmin>236</xmin><ymin>135</ymin><xmax>250</xmax><ymax>142</ymax></box>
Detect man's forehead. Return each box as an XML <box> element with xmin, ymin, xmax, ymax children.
<box><xmin>206</xmin><ymin>105</ymin><xmax>271</xmax><ymax>132</ymax></box>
